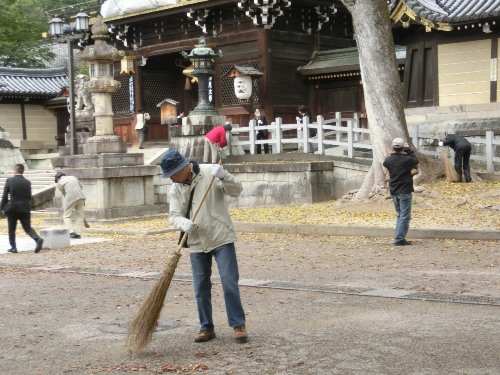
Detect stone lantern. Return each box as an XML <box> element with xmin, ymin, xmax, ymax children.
<box><xmin>181</xmin><ymin>36</ymin><xmax>222</xmax><ymax>116</ymax></box>
<box><xmin>80</xmin><ymin>15</ymin><xmax>126</xmax><ymax>154</ymax></box>
<box><xmin>51</xmin><ymin>15</ymin><xmax>162</xmax><ymax>220</ymax></box>
<box><xmin>170</xmin><ymin>36</ymin><xmax>226</xmax><ymax>160</ymax></box>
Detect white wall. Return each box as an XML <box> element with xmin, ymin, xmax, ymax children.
<box><xmin>0</xmin><ymin>103</ymin><xmax>57</xmax><ymax>142</ymax></box>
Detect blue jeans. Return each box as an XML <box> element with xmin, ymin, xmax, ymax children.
<box><xmin>190</xmin><ymin>243</ymin><xmax>246</xmax><ymax>330</ymax></box>
<box><xmin>392</xmin><ymin>193</ymin><xmax>412</xmax><ymax>244</ymax></box>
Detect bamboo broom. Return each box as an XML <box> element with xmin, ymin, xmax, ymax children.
<box><xmin>436</xmin><ymin>131</ymin><xmax>460</xmax><ymax>182</ymax></box>
<box><xmin>127</xmin><ymin>159</ymin><xmax>221</xmax><ymax>354</ymax></box>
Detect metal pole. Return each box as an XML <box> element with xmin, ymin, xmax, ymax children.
<box><xmin>67</xmin><ymin>39</ymin><xmax>78</xmax><ymax>155</ymax></box>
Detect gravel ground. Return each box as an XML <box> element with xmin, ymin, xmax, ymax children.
<box><xmin>0</xmin><ymin>180</ymin><xmax>499</xmax><ymax>374</ymax></box>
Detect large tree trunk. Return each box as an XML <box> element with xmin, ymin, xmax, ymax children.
<box><xmin>341</xmin><ymin>0</ymin><xmax>416</xmax><ymax>200</ymax></box>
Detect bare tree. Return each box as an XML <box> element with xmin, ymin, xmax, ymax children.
<box><xmin>340</xmin><ymin>0</ymin><xmax>423</xmax><ymax>200</ymax></box>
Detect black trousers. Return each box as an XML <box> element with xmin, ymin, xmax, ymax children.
<box><xmin>256</xmin><ymin>131</ymin><xmax>269</xmax><ymax>154</ymax></box>
<box><xmin>7</xmin><ymin>212</ymin><xmax>40</xmax><ymax>249</ymax></box>
<box><xmin>454</xmin><ymin>145</ymin><xmax>472</xmax><ymax>182</ymax></box>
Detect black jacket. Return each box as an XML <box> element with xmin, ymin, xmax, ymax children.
<box><xmin>383</xmin><ymin>148</ymin><xmax>419</xmax><ymax>195</ymax></box>
<box><xmin>442</xmin><ymin>134</ymin><xmax>471</xmax><ymax>151</ymax></box>
<box><xmin>1</xmin><ymin>175</ymin><xmax>32</xmax><ymax>214</ymax></box>
<box><xmin>256</xmin><ymin>115</ymin><xmax>268</xmax><ymax>136</ymax></box>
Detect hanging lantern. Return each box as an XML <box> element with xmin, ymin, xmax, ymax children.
<box><xmin>120</xmin><ymin>55</ymin><xmax>135</xmax><ymax>74</ymax></box>
<box><xmin>234</xmin><ymin>75</ymin><xmax>252</xmax><ymax>99</ymax></box>
<box><xmin>222</xmin><ymin>65</ymin><xmax>264</xmax><ymax>101</ymax></box>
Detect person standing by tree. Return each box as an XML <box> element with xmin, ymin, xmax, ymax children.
<box><xmin>1</xmin><ymin>164</ymin><xmax>43</xmax><ymax>253</ymax></box>
<box><xmin>254</xmin><ymin>108</ymin><xmax>269</xmax><ymax>154</ymax></box>
<box><xmin>160</xmin><ymin>150</ymin><xmax>248</xmax><ymax>343</ymax></box>
<box><xmin>383</xmin><ymin>138</ymin><xmax>419</xmax><ymax>246</ymax></box>
<box><xmin>203</xmin><ymin>123</ymin><xmax>232</xmax><ymax>163</ymax></box>
<box><xmin>54</xmin><ymin>172</ymin><xmax>86</xmax><ymax>239</ymax></box>
<box><xmin>439</xmin><ymin>134</ymin><xmax>472</xmax><ymax>183</ymax></box>
<box><xmin>133</xmin><ymin>108</ymin><xmax>150</xmax><ymax>149</ymax></box>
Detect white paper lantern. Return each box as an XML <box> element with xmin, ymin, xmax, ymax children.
<box><xmin>234</xmin><ymin>75</ymin><xmax>252</xmax><ymax>100</ymax></box>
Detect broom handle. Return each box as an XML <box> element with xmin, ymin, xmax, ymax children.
<box><xmin>177</xmin><ymin>156</ymin><xmax>224</xmax><ymax>249</ymax></box>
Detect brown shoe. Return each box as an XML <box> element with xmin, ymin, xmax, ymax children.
<box><xmin>234</xmin><ymin>325</ymin><xmax>248</xmax><ymax>342</ymax></box>
<box><xmin>194</xmin><ymin>329</ymin><xmax>215</xmax><ymax>343</ymax></box>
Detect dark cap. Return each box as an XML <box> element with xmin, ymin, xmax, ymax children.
<box><xmin>54</xmin><ymin>172</ymin><xmax>66</xmax><ymax>182</ymax></box>
<box><xmin>224</xmin><ymin>122</ymin><xmax>232</xmax><ymax>131</ymax></box>
<box><xmin>160</xmin><ymin>150</ymin><xmax>190</xmax><ymax>179</ymax></box>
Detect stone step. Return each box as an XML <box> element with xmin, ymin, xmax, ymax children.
<box><xmin>0</xmin><ymin>169</ymin><xmax>55</xmax><ymax>194</ymax></box>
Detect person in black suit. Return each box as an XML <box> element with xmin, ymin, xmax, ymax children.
<box><xmin>1</xmin><ymin>164</ymin><xmax>43</xmax><ymax>253</ymax></box>
<box><xmin>254</xmin><ymin>108</ymin><xmax>269</xmax><ymax>154</ymax></box>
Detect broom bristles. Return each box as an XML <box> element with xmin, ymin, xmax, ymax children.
<box><xmin>127</xmin><ymin>250</ymin><xmax>182</xmax><ymax>354</ymax></box>
<box><xmin>439</xmin><ymin>149</ymin><xmax>460</xmax><ymax>182</ymax></box>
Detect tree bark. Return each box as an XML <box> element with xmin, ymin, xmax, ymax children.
<box><xmin>340</xmin><ymin>0</ymin><xmax>415</xmax><ymax>200</ymax></box>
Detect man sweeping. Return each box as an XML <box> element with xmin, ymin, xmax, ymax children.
<box><xmin>54</xmin><ymin>172</ymin><xmax>86</xmax><ymax>239</ymax></box>
<box><xmin>160</xmin><ymin>150</ymin><xmax>248</xmax><ymax>343</ymax></box>
<box><xmin>203</xmin><ymin>122</ymin><xmax>232</xmax><ymax>163</ymax></box>
<box><xmin>439</xmin><ymin>133</ymin><xmax>472</xmax><ymax>183</ymax></box>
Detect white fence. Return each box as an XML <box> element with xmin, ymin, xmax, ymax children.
<box><xmin>228</xmin><ymin>112</ymin><xmax>500</xmax><ymax>173</ymax></box>
<box><xmin>229</xmin><ymin>113</ymin><xmax>371</xmax><ymax>158</ymax></box>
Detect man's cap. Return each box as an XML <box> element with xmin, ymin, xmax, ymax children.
<box><xmin>54</xmin><ymin>172</ymin><xmax>66</xmax><ymax>182</ymax></box>
<box><xmin>160</xmin><ymin>150</ymin><xmax>190</xmax><ymax>179</ymax></box>
<box><xmin>392</xmin><ymin>138</ymin><xmax>405</xmax><ymax>148</ymax></box>
<box><xmin>223</xmin><ymin>123</ymin><xmax>232</xmax><ymax>131</ymax></box>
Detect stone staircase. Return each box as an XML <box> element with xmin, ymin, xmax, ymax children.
<box><xmin>1</xmin><ymin>145</ymin><xmax>169</xmax><ymax>213</ymax></box>
<box><xmin>0</xmin><ymin>169</ymin><xmax>56</xmax><ymax>210</ymax></box>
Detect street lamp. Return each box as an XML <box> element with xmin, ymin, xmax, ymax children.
<box><xmin>48</xmin><ymin>11</ymin><xmax>90</xmax><ymax>155</ymax></box>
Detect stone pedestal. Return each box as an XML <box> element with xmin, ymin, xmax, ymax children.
<box><xmin>52</xmin><ymin>153</ymin><xmax>163</xmax><ymax>219</ymax></box>
<box><xmin>169</xmin><ymin>114</ymin><xmax>226</xmax><ymax>161</ymax></box>
<box><xmin>40</xmin><ymin>227</ymin><xmax>70</xmax><ymax>249</ymax></box>
<box><xmin>83</xmin><ymin>135</ymin><xmax>127</xmax><ymax>154</ymax></box>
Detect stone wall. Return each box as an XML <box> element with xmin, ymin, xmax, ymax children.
<box><xmin>405</xmin><ymin>103</ymin><xmax>500</xmax><ymax>131</ymax></box>
<box><xmin>158</xmin><ymin>154</ymin><xmax>370</xmax><ymax>208</ymax></box>
<box><xmin>0</xmin><ymin>131</ymin><xmax>26</xmax><ymax>173</ymax></box>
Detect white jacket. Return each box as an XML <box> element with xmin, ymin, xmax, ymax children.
<box><xmin>134</xmin><ymin>112</ymin><xmax>150</xmax><ymax>130</ymax></box>
<box><xmin>168</xmin><ymin>163</ymin><xmax>242</xmax><ymax>253</ymax></box>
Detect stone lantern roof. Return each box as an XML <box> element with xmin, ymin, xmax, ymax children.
<box><xmin>182</xmin><ymin>36</ymin><xmax>222</xmax><ymax>58</ymax></box>
<box><xmin>80</xmin><ymin>16</ymin><xmax>124</xmax><ymax>63</ymax></box>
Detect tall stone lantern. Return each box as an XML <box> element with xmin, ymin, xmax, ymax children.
<box><xmin>181</xmin><ymin>36</ymin><xmax>222</xmax><ymax>116</ymax></box>
<box><xmin>51</xmin><ymin>15</ymin><xmax>163</xmax><ymax>220</ymax></box>
<box><xmin>80</xmin><ymin>16</ymin><xmax>126</xmax><ymax>154</ymax></box>
<box><xmin>170</xmin><ymin>36</ymin><xmax>226</xmax><ymax>160</ymax></box>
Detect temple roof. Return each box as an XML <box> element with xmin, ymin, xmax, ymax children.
<box><xmin>388</xmin><ymin>0</ymin><xmax>500</xmax><ymax>24</ymax></box>
<box><xmin>0</xmin><ymin>67</ymin><xmax>68</xmax><ymax>98</ymax></box>
<box><xmin>297</xmin><ymin>46</ymin><xmax>406</xmax><ymax>77</ymax></box>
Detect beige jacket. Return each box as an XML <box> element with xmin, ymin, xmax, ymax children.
<box><xmin>57</xmin><ymin>176</ymin><xmax>85</xmax><ymax>207</ymax></box>
<box><xmin>168</xmin><ymin>163</ymin><xmax>242</xmax><ymax>253</ymax></box>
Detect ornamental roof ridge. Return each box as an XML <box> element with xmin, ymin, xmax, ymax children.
<box><xmin>0</xmin><ymin>66</ymin><xmax>67</xmax><ymax>77</ymax></box>
<box><xmin>402</xmin><ymin>0</ymin><xmax>500</xmax><ymax>23</ymax></box>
